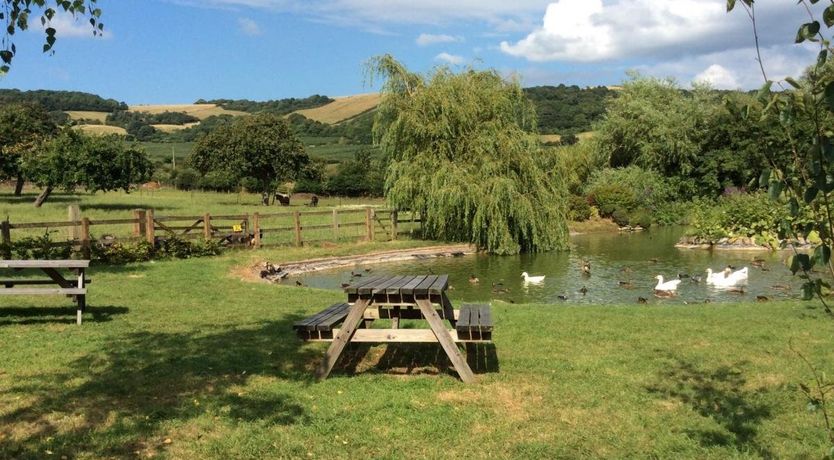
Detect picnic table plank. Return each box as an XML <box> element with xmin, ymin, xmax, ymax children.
<box><xmin>400</xmin><ymin>275</ymin><xmax>428</xmax><ymax>295</ymax></box>
<box><xmin>413</xmin><ymin>275</ymin><xmax>439</xmax><ymax>295</ymax></box>
<box><xmin>342</xmin><ymin>274</ymin><xmax>386</xmax><ymax>294</ymax></box>
<box><xmin>457</xmin><ymin>305</ymin><xmax>472</xmax><ymax>330</ymax></box>
<box><xmin>0</xmin><ymin>260</ymin><xmax>89</xmax><ymax>269</ymax></box>
<box><xmin>294</xmin><ymin>302</ymin><xmax>349</xmax><ymax>330</ymax></box>
<box><xmin>372</xmin><ymin>275</ymin><xmax>409</xmax><ymax>294</ymax></box>
<box><xmin>385</xmin><ymin>275</ymin><xmax>417</xmax><ymax>294</ymax></box>
<box><xmin>478</xmin><ymin>305</ymin><xmax>493</xmax><ymax>331</ymax></box>
<box><xmin>315</xmin><ymin>304</ymin><xmax>352</xmax><ymax>331</ymax></box>
<box><xmin>0</xmin><ymin>288</ymin><xmax>86</xmax><ymax>295</ymax></box>
<box><xmin>359</xmin><ymin>275</ymin><xmax>397</xmax><ymax>295</ymax></box>
<box><xmin>428</xmin><ymin>275</ymin><xmax>449</xmax><ymax>294</ymax></box>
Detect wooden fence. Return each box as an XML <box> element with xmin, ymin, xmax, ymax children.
<box><xmin>0</xmin><ymin>206</ymin><xmax>423</xmax><ymax>258</ymax></box>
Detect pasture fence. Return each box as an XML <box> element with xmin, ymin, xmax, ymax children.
<box><xmin>0</xmin><ymin>205</ymin><xmax>423</xmax><ymax>258</ymax></box>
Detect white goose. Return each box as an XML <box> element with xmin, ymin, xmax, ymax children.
<box><xmin>521</xmin><ymin>272</ymin><xmax>545</xmax><ymax>284</ymax></box>
<box><xmin>654</xmin><ymin>275</ymin><xmax>681</xmax><ymax>292</ymax></box>
<box><xmin>706</xmin><ymin>267</ymin><xmax>749</xmax><ymax>288</ymax></box>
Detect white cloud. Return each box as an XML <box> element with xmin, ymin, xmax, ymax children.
<box><xmin>237</xmin><ymin>17</ymin><xmax>263</xmax><ymax>36</ymax></box>
<box><xmin>416</xmin><ymin>33</ymin><xmax>462</xmax><ymax>46</ymax></box>
<box><xmin>39</xmin><ymin>11</ymin><xmax>112</xmax><ymax>39</ymax></box>
<box><xmin>435</xmin><ymin>52</ymin><xmax>465</xmax><ymax>65</ymax></box>
<box><xmin>693</xmin><ymin>64</ymin><xmax>739</xmax><ymax>89</ymax></box>
<box><xmin>500</xmin><ymin>0</ymin><xmax>812</xmax><ymax>63</ymax></box>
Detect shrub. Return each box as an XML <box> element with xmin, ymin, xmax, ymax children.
<box><xmin>173</xmin><ymin>168</ymin><xmax>200</xmax><ymax>190</ymax></box>
<box><xmin>588</xmin><ymin>183</ymin><xmax>636</xmax><ymax>217</ymax></box>
<box><xmin>585</xmin><ymin>166</ymin><xmax>677</xmax><ymax>221</ymax></box>
<box><xmin>567</xmin><ymin>195</ymin><xmax>592</xmax><ymax>221</ymax></box>
<box><xmin>198</xmin><ymin>170</ymin><xmax>238</xmax><ymax>192</ymax></box>
<box><xmin>611</xmin><ymin>209</ymin><xmax>630</xmax><ymax>227</ymax></box>
<box><xmin>629</xmin><ymin>209</ymin><xmax>652</xmax><ymax>229</ymax></box>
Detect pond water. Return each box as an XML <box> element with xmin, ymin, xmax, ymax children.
<box><xmin>294</xmin><ymin>228</ymin><xmax>808</xmax><ymax>305</ymax></box>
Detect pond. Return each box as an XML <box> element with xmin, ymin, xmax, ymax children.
<box><xmin>295</xmin><ymin>228</ymin><xmax>808</xmax><ymax>305</ymax></box>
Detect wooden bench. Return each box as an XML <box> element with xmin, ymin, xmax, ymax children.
<box><xmin>293</xmin><ymin>302</ymin><xmax>351</xmax><ymax>340</ymax></box>
<box><xmin>456</xmin><ymin>304</ymin><xmax>493</xmax><ymax>342</ymax></box>
<box><xmin>1</xmin><ymin>260</ymin><xmax>90</xmax><ymax>324</ymax></box>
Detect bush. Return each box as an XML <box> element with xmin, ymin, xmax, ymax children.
<box><xmin>173</xmin><ymin>168</ymin><xmax>200</xmax><ymax>190</ymax></box>
<box><xmin>611</xmin><ymin>209</ymin><xmax>630</xmax><ymax>227</ymax></box>
<box><xmin>629</xmin><ymin>209</ymin><xmax>652</xmax><ymax>229</ymax></box>
<box><xmin>4</xmin><ymin>231</ymin><xmax>72</xmax><ymax>259</ymax></box>
<box><xmin>294</xmin><ymin>177</ymin><xmax>325</xmax><ymax>194</ymax></box>
<box><xmin>567</xmin><ymin>195</ymin><xmax>592</xmax><ymax>221</ymax></box>
<box><xmin>585</xmin><ymin>166</ymin><xmax>677</xmax><ymax>221</ymax></box>
<box><xmin>588</xmin><ymin>183</ymin><xmax>636</xmax><ymax>217</ymax></box>
<box><xmin>198</xmin><ymin>170</ymin><xmax>238</xmax><ymax>192</ymax></box>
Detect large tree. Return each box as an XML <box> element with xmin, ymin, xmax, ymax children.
<box><xmin>1</xmin><ymin>0</ymin><xmax>104</xmax><ymax>72</ymax></box>
<box><xmin>23</xmin><ymin>129</ymin><xmax>153</xmax><ymax>206</ymax></box>
<box><xmin>0</xmin><ymin>102</ymin><xmax>57</xmax><ymax>195</ymax></box>
<box><xmin>369</xmin><ymin>55</ymin><xmax>569</xmax><ymax>255</ymax></box>
<box><xmin>189</xmin><ymin>113</ymin><xmax>309</xmax><ymax>204</ymax></box>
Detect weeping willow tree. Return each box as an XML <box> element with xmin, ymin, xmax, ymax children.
<box><xmin>369</xmin><ymin>55</ymin><xmax>569</xmax><ymax>255</ymax></box>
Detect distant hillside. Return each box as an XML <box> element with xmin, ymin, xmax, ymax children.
<box><xmin>197</xmin><ymin>95</ymin><xmax>333</xmax><ymax>115</ymax></box>
<box><xmin>294</xmin><ymin>93</ymin><xmax>380</xmax><ymax>124</ymax></box>
<box><xmin>0</xmin><ymin>89</ymin><xmax>127</xmax><ymax>112</ymax></box>
<box><xmin>129</xmin><ymin>104</ymin><xmax>247</xmax><ymax>120</ymax></box>
<box><xmin>524</xmin><ymin>85</ymin><xmax>615</xmax><ymax>135</ymax></box>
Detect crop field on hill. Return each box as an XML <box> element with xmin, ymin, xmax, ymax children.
<box><xmin>65</xmin><ymin>111</ymin><xmax>110</xmax><ymax>122</ymax></box>
<box><xmin>294</xmin><ymin>93</ymin><xmax>380</xmax><ymax>124</ymax></box>
<box><xmin>73</xmin><ymin>125</ymin><xmax>128</xmax><ymax>136</ymax></box>
<box><xmin>129</xmin><ymin>104</ymin><xmax>248</xmax><ymax>120</ymax></box>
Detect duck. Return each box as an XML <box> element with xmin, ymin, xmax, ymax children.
<box><xmin>756</xmin><ymin>295</ymin><xmax>769</xmax><ymax>302</ymax></box>
<box><xmin>468</xmin><ymin>274</ymin><xmax>480</xmax><ymax>284</ymax></box>
<box><xmin>557</xmin><ymin>295</ymin><xmax>568</xmax><ymax>301</ymax></box>
<box><xmin>491</xmin><ymin>282</ymin><xmax>509</xmax><ymax>294</ymax></box>
<box><xmin>579</xmin><ymin>286</ymin><xmax>588</xmax><ymax>295</ymax></box>
<box><xmin>654</xmin><ymin>275</ymin><xmax>681</xmax><ymax>292</ymax></box>
<box><xmin>654</xmin><ymin>289</ymin><xmax>677</xmax><ymax>298</ymax></box>
<box><xmin>751</xmin><ymin>258</ymin><xmax>766</xmax><ymax>268</ymax></box>
<box><xmin>521</xmin><ymin>272</ymin><xmax>546</xmax><ymax>284</ymax></box>
<box><xmin>618</xmin><ymin>281</ymin><xmax>635</xmax><ymax>289</ymax></box>
<box><xmin>581</xmin><ymin>261</ymin><xmax>592</xmax><ymax>276</ymax></box>
<box><xmin>295</xmin><ymin>280</ymin><xmax>304</xmax><ymax>287</ymax></box>
<box><xmin>350</xmin><ymin>271</ymin><xmax>362</xmax><ymax>278</ymax></box>
<box><xmin>340</xmin><ymin>282</ymin><xmax>350</xmax><ymax>288</ymax></box>
<box><xmin>637</xmin><ymin>297</ymin><xmax>648</xmax><ymax>304</ymax></box>
<box><xmin>727</xmin><ymin>267</ymin><xmax>749</xmax><ymax>283</ymax></box>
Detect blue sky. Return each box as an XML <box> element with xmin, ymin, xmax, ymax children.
<box><xmin>0</xmin><ymin>0</ymin><xmax>824</xmax><ymax>104</ymax></box>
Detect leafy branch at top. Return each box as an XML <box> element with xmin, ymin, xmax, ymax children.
<box><xmin>0</xmin><ymin>0</ymin><xmax>104</xmax><ymax>73</ymax></box>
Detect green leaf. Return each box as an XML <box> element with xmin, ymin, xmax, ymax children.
<box><xmin>768</xmin><ymin>181</ymin><xmax>783</xmax><ymax>200</ymax></box>
<box><xmin>0</xmin><ymin>50</ymin><xmax>12</xmax><ymax>64</ymax></box>
<box><xmin>825</xmin><ymin>5</ymin><xmax>834</xmax><ymax>28</ymax></box>
<box><xmin>805</xmin><ymin>185</ymin><xmax>819</xmax><ymax>203</ymax></box>
<box><xmin>825</xmin><ymin>82</ymin><xmax>834</xmax><ymax>112</ymax></box>
<box><xmin>814</xmin><ymin>244</ymin><xmax>830</xmax><ymax>267</ymax></box>
<box><xmin>757</xmin><ymin>81</ymin><xmax>773</xmax><ymax>101</ymax></box>
<box><xmin>727</xmin><ymin>0</ymin><xmax>736</xmax><ymax>12</ymax></box>
<box><xmin>818</xmin><ymin>49</ymin><xmax>828</xmax><ymax>69</ymax></box>
<box><xmin>785</xmin><ymin>77</ymin><xmax>801</xmax><ymax>89</ymax></box>
<box><xmin>759</xmin><ymin>169</ymin><xmax>771</xmax><ymax>188</ymax></box>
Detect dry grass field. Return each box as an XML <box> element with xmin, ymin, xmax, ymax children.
<box><xmin>65</xmin><ymin>111</ymin><xmax>110</xmax><ymax>122</ymax></box>
<box><xmin>73</xmin><ymin>124</ymin><xmax>128</xmax><ymax>135</ymax></box>
<box><xmin>295</xmin><ymin>93</ymin><xmax>380</xmax><ymax>124</ymax></box>
<box><xmin>129</xmin><ymin>104</ymin><xmax>248</xmax><ymax>120</ymax></box>
<box><xmin>540</xmin><ymin>131</ymin><xmax>596</xmax><ymax>144</ymax></box>
<box><xmin>151</xmin><ymin>122</ymin><xmax>201</xmax><ymax>133</ymax></box>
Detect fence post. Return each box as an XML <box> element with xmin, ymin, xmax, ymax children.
<box><xmin>80</xmin><ymin>217</ymin><xmax>91</xmax><ymax>259</ymax></box>
<box><xmin>145</xmin><ymin>209</ymin><xmax>155</xmax><ymax>245</ymax></box>
<box><xmin>133</xmin><ymin>209</ymin><xmax>147</xmax><ymax>238</ymax></box>
<box><xmin>332</xmin><ymin>209</ymin><xmax>339</xmax><ymax>242</ymax></box>
<box><xmin>1</xmin><ymin>218</ymin><xmax>10</xmax><ymax>259</ymax></box>
<box><xmin>68</xmin><ymin>204</ymin><xmax>81</xmax><ymax>241</ymax></box>
<box><xmin>253</xmin><ymin>212</ymin><xmax>261</xmax><ymax>249</ymax></box>
<box><xmin>203</xmin><ymin>213</ymin><xmax>211</xmax><ymax>241</ymax></box>
<box><xmin>366</xmin><ymin>207</ymin><xmax>374</xmax><ymax>242</ymax></box>
<box><xmin>390</xmin><ymin>210</ymin><xmax>398</xmax><ymax>241</ymax></box>
<box><xmin>293</xmin><ymin>211</ymin><xmax>302</xmax><ymax>247</ymax></box>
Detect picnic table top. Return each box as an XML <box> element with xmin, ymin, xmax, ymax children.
<box><xmin>0</xmin><ymin>260</ymin><xmax>90</xmax><ymax>269</ymax></box>
<box><xmin>343</xmin><ymin>274</ymin><xmax>449</xmax><ymax>296</ymax></box>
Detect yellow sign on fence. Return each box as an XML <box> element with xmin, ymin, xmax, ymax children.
<box><xmin>232</xmin><ymin>224</ymin><xmax>242</xmax><ymax>232</ymax></box>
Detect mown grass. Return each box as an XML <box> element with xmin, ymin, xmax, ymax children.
<box><xmin>1</xmin><ymin>240</ymin><xmax>832</xmax><ymax>458</ymax></box>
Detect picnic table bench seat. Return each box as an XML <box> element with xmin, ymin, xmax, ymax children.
<box><xmin>293</xmin><ymin>302</ymin><xmax>351</xmax><ymax>340</ymax></box>
<box><xmin>1</xmin><ymin>259</ymin><xmax>90</xmax><ymax>324</ymax></box>
<box><xmin>456</xmin><ymin>304</ymin><xmax>493</xmax><ymax>342</ymax></box>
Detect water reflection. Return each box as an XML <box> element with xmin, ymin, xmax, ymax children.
<box><xmin>296</xmin><ymin>228</ymin><xmax>809</xmax><ymax>305</ymax></box>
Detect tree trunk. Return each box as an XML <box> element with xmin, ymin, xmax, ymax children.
<box><xmin>13</xmin><ymin>174</ymin><xmax>24</xmax><ymax>196</ymax></box>
<box><xmin>34</xmin><ymin>186</ymin><xmax>53</xmax><ymax>208</ymax></box>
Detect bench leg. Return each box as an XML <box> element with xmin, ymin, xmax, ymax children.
<box><xmin>416</xmin><ymin>298</ymin><xmax>475</xmax><ymax>384</ymax></box>
<box><xmin>76</xmin><ymin>295</ymin><xmax>85</xmax><ymax>325</ymax></box>
<box><xmin>315</xmin><ymin>298</ymin><xmax>369</xmax><ymax>381</ymax></box>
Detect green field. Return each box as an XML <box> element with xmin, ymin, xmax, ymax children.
<box><xmin>0</xmin><ymin>241</ymin><xmax>831</xmax><ymax>458</ymax></box>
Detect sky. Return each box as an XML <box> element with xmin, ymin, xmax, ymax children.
<box><xmin>0</xmin><ymin>0</ymin><xmax>826</xmax><ymax>104</ymax></box>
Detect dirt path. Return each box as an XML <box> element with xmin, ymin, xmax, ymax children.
<box><xmin>246</xmin><ymin>244</ymin><xmax>475</xmax><ymax>282</ymax></box>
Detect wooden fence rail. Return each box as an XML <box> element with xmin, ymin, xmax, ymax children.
<box><xmin>0</xmin><ymin>206</ymin><xmax>423</xmax><ymax>257</ymax></box>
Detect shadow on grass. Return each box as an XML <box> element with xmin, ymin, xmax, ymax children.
<box><xmin>0</xmin><ymin>305</ymin><xmax>129</xmax><ymax>326</ymax></box>
<box><xmin>0</xmin><ymin>193</ymin><xmax>79</xmax><ymax>205</ymax></box>
<box><xmin>334</xmin><ymin>342</ymin><xmax>499</xmax><ymax>378</ymax></box>
<box><xmin>0</xmin><ymin>314</ymin><xmax>319</xmax><ymax>459</ymax></box>
<box><xmin>646</xmin><ymin>357</ymin><xmax>773</xmax><ymax>457</ymax></box>
<box><xmin>80</xmin><ymin>204</ymin><xmax>174</xmax><ymax>212</ymax></box>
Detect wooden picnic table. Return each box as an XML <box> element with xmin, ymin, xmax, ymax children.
<box><xmin>303</xmin><ymin>274</ymin><xmax>493</xmax><ymax>384</ymax></box>
<box><xmin>0</xmin><ymin>260</ymin><xmax>90</xmax><ymax>324</ymax></box>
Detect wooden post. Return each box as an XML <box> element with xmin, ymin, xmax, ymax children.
<box><xmin>365</xmin><ymin>207</ymin><xmax>374</xmax><ymax>242</ymax></box>
<box><xmin>68</xmin><ymin>204</ymin><xmax>81</xmax><ymax>241</ymax></box>
<box><xmin>1</xmin><ymin>218</ymin><xmax>11</xmax><ymax>259</ymax></box>
<box><xmin>293</xmin><ymin>211</ymin><xmax>302</xmax><ymax>247</ymax></box>
<box><xmin>133</xmin><ymin>209</ymin><xmax>147</xmax><ymax>237</ymax></box>
<box><xmin>390</xmin><ymin>210</ymin><xmax>398</xmax><ymax>241</ymax></box>
<box><xmin>203</xmin><ymin>213</ymin><xmax>211</xmax><ymax>241</ymax></box>
<box><xmin>253</xmin><ymin>212</ymin><xmax>261</xmax><ymax>249</ymax></box>
<box><xmin>332</xmin><ymin>209</ymin><xmax>339</xmax><ymax>242</ymax></box>
<box><xmin>145</xmin><ymin>209</ymin><xmax>155</xmax><ymax>245</ymax></box>
<box><xmin>80</xmin><ymin>217</ymin><xmax>91</xmax><ymax>259</ymax></box>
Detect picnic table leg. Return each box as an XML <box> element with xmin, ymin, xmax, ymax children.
<box><xmin>315</xmin><ymin>298</ymin><xmax>370</xmax><ymax>381</ymax></box>
<box><xmin>76</xmin><ymin>268</ymin><xmax>86</xmax><ymax>325</ymax></box>
<box><xmin>441</xmin><ymin>292</ymin><xmax>456</xmax><ymax>326</ymax></box>
<box><xmin>416</xmin><ymin>298</ymin><xmax>475</xmax><ymax>383</ymax></box>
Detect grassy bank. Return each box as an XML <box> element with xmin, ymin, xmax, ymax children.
<box><xmin>1</xmin><ymin>240</ymin><xmax>832</xmax><ymax>458</ymax></box>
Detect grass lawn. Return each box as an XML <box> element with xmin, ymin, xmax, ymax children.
<box><xmin>1</xmin><ymin>240</ymin><xmax>832</xmax><ymax>458</ymax></box>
